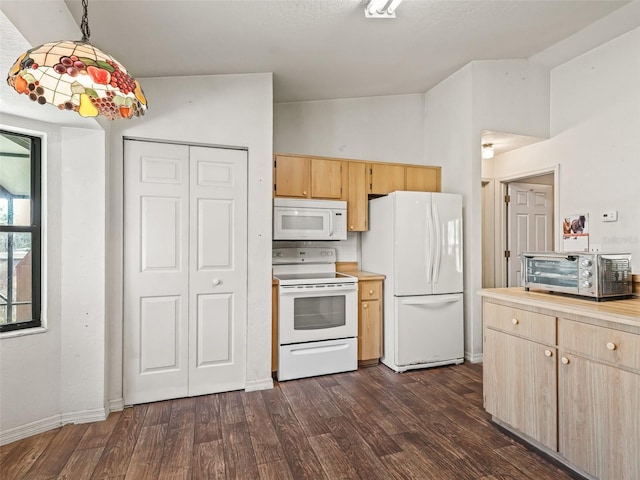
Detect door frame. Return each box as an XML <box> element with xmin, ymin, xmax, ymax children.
<box><xmin>494</xmin><ymin>164</ymin><xmax>560</xmax><ymax>287</ymax></box>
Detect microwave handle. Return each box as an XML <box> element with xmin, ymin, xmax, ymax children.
<box><xmin>329</xmin><ymin>211</ymin><xmax>334</xmax><ymax>237</ymax></box>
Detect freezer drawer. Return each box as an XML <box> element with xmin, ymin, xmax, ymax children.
<box><xmin>278</xmin><ymin>337</ymin><xmax>357</xmax><ymax>381</ymax></box>
<box><xmin>393</xmin><ymin>294</ymin><xmax>464</xmax><ymax>367</ymax></box>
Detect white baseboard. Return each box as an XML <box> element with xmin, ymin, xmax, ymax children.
<box><xmin>0</xmin><ymin>406</ymin><xmax>107</xmax><ymax>446</ymax></box>
<box><xmin>465</xmin><ymin>352</ymin><xmax>484</xmax><ymax>363</ymax></box>
<box><xmin>109</xmin><ymin>398</ymin><xmax>125</xmax><ymax>412</ymax></box>
<box><xmin>244</xmin><ymin>377</ymin><xmax>274</xmax><ymax>392</ymax></box>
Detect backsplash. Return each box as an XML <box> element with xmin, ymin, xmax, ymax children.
<box><xmin>272</xmin><ymin>232</ymin><xmax>359</xmax><ymax>263</ymax></box>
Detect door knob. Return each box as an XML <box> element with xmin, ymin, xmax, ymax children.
<box><xmin>212</xmin><ymin>279</ymin><xmax>221</xmax><ymax>286</ymax></box>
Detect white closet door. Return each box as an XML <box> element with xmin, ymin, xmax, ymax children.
<box><xmin>124</xmin><ymin>140</ymin><xmax>190</xmax><ymax>404</ymax></box>
<box><xmin>123</xmin><ymin>141</ymin><xmax>248</xmax><ymax>405</ymax></box>
<box><xmin>188</xmin><ymin>146</ymin><xmax>247</xmax><ymax>396</ymax></box>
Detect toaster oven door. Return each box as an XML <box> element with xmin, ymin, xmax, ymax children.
<box><xmin>523</xmin><ymin>256</ymin><xmax>580</xmax><ymax>293</ymax></box>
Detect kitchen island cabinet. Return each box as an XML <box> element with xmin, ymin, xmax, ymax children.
<box><xmin>480</xmin><ymin>288</ymin><xmax>640</xmax><ymax>480</ymax></box>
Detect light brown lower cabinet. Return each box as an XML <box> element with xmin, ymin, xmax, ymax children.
<box><xmin>483</xmin><ymin>328</ymin><xmax>557</xmax><ymax>450</ymax></box>
<box><xmin>358</xmin><ymin>279</ymin><xmax>383</xmax><ymax>364</ymax></box>
<box><xmin>558</xmin><ymin>318</ymin><xmax>640</xmax><ymax>480</ymax></box>
<box><xmin>482</xmin><ymin>295</ymin><xmax>640</xmax><ymax>480</ymax></box>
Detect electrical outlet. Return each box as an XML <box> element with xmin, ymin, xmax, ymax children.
<box><xmin>590</xmin><ymin>244</ymin><xmax>602</xmax><ymax>252</ymax></box>
<box><xmin>602</xmin><ymin>211</ymin><xmax>618</xmax><ymax>222</ymax></box>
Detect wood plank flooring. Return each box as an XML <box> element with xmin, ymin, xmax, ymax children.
<box><xmin>0</xmin><ymin>362</ymin><xmax>575</xmax><ymax>479</ymax></box>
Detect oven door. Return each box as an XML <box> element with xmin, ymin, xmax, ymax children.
<box><xmin>278</xmin><ymin>283</ymin><xmax>358</xmax><ymax>344</ymax></box>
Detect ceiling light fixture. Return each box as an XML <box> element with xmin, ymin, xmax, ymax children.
<box><xmin>6</xmin><ymin>0</ymin><xmax>147</xmax><ymax>120</ymax></box>
<box><xmin>482</xmin><ymin>143</ymin><xmax>495</xmax><ymax>159</ymax></box>
<box><xmin>365</xmin><ymin>0</ymin><xmax>404</xmax><ymax>18</ymax></box>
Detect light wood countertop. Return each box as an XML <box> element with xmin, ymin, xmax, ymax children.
<box><xmin>339</xmin><ymin>270</ymin><xmax>386</xmax><ymax>281</ymax></box>
<box><xmin>480</xmin><ymin>287</ymin><xmax>640</xmax><ymax>333</ymax></box>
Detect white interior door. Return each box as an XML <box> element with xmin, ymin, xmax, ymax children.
<box><xmin>188</xmin><ymin>146</ymin><xmax>247</xmax><ymax>396</ymax></box>
<box><xmin>124</xmin><ymin>140</ymin><xmax>247</xmax><ymax>405</ymax></box>
<box><xmin>507</xmin><ymin>182</ymin><xmax>553</xmax><ymax>287</ymax></box>
<box><xmin>124</xmin><ymin>141</ymin><xmax>190</xmax><ymax>404</ymax></box>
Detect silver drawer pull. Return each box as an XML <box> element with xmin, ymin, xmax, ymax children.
<box><xmin>544</xmin><ymin>350</ymin><xmax>553</xmax><ymax>357</ymax></box>
<box><xmin>561</xmin><ymin>356</ymin><xmax>570</xmax><ymax>365</ymax></box>
<box><xmin>511</xmin><ymin>318</ymin><xmax>519</xmax><ymax>325</ymax></box>
<box><xmin>606</xmin><ymin>342</ymin><xmax>617</xmax><ymax>351</ymax></box>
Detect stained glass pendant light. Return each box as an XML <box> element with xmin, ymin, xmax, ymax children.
<box><xmin>6</xmin><ymin>0</ymin><xmax>147</xmax><ymax>120</ymax></box>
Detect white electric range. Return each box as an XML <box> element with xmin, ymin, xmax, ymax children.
<box><xmin>272</xmin><ymin>247</ymin><xmax>358</xmax><ymax>381</ymax></box>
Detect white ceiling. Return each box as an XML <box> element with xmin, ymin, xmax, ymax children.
<box><xmin>1</xmin><ymin>1</ymin><xmax>638</xmax><ymax>154</ymax></box>
<box><xmin>45</xmin><ymin>0</ymin><xmax>633</xmax><ymax>103</ymax></box>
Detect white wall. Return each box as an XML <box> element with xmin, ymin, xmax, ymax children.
<box><xmin>107</xmin><ymin>73</ymin><xmax>274</xmax><ymax>405</ymax></box>
<box><xmin>0</xmin><ymin>115</ymin><xmax>107</xmax><ymax>443</ymax></box>
<box><xmin>275</xmin><ymin>94</ymin><xmax>425</xmax><ymax>165</ymax></box>
<box><xmin>425</xmin><ymin>59</ymin><xmax>551</xmax><ymax>361</ymax></box>
<box><xmin>491</xmin><ymin>27</ymin><xmax>640</xmax><ymax>266</ymax></box>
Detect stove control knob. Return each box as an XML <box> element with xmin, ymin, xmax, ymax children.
<box><xmin>582</xmin><ymin>281</ymin><xmax>592</xmax><ymax>288</ymax></box>
<box><xmin>327</xmin><ymin>251</ymin><xmax>333</xmax><ymax>256</ymax></box>
<box><xmin>320</xmin><ymin>251</ymin><xmax>326</xmax><ymax>256</ymax></box>
<box><xmin>582</xmin><ymin>270</ymin><xmax>592</xmax><ymax>278</ymax></box>
<box><xmin>276</xmin><ymin>252</ymin><xmax>283</xmax><ymax>257</ymax></box>
<box><xmin>582</xmin><ymin>259</ymin><xmax>593</xmax><ymax>267</ymax></box>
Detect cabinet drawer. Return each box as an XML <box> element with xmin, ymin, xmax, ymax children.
<box><xmin>484</xmin><ymin>302</ymin><xmax>556</xmax><ymax>345</ymax></box>
<box><xmin>559</xmin><ymin>318</ymin><xmax>640</xmax><ymax>372</ymax></box>
<box><xmin>360</xmin><ymin>281</ymin><xmax>381</xmax><ymax>301</ymax></box>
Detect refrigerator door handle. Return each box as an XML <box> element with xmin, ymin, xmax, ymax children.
<box><xmin>425</xmin><ymin>206</ymin><xmax>433</xmax><ymax>284</ymax></box>
<box><xmin>432</xmin><ymin>203</ymin><xmax>442</xmax><ymax>284</ymax></box>
<box><xmin>401</xmin><ymin>294</ymin><xmax>462</xmax><ymax>305</ymax></box>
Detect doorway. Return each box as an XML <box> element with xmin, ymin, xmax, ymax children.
<box><xmin>123</xmin><ymin>139</ymin><xmax>248</xmax><ymax>405</ymax></box>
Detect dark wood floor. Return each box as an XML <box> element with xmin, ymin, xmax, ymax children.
<box><xmin>1</xmin><ymin>362</ymin><xmax>574</xmax><ymax>480</ymax></box>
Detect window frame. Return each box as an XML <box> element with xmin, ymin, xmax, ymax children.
<box><xmin>0</xmin><ymin>129</ymin><xmax>42</xmax><ymax>333</ymax></box>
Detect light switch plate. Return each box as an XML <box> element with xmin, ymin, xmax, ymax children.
<box><xmin>602</xmin><ymin>211</ymin><xmax>618</xmax><ymax>222</ymax></box>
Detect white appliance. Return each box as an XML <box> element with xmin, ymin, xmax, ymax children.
<box><xmin>273</xmin><ymin>198</ymin><xmax>347</xmax><ymax>241</ymax></box>
<box><xmin>273</xmin><ymin>247</ymin><xmax>358</xmax><ymax>381</ymax></box>
<box><xmin>361</xmin><ymin>191</ymin><xmax>464</xmax><ymax>372</ymax></box>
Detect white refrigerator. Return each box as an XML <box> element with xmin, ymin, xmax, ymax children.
<box><xmin>361</xmin><ymin>191</ymin><xmax>464</xmax><ymax>372</ymax></box>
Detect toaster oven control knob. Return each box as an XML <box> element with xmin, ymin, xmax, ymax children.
<box><xmin>581</xmin><ymin>259</ymin><xmax>593</xmax><ymax>267</ymax></box>
<box><xmin>582</xmin><ymin>280</ymin><xmax>592</xmax><ymax>288</ymax></box>
<box><xmin>582</xmin><ymin>270</ymin><xmax>592</xmax><ymax>278</ymax></box>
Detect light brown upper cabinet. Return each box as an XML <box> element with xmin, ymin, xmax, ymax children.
<box><xmin>274</xmin><ymin>155</ymin><xmax>310</xmax><ymax>198</ymax></box>
<box><xmin>405</xmin><ymin>166</ymin><xmax>441</xmax><ymax>192</ymax></box>
<box><xmin>368</xmin><ymin>163</ymin><xmax>405</xmax><ymax>195</ymax></box>
<box><xmin>347</xmin><ymin>162</ymin><xmax>367</xmax><ymax>232</ymax></box>
<box><xmin>274</xmin><ymin>155</ymin><xmax>345</xmax><ymax>199</ymax></box>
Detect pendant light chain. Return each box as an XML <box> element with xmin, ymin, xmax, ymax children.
<box><xmin>80</xmin><ymin>0</ymin><xmax>91</xmax><ymax>42</ymax></box>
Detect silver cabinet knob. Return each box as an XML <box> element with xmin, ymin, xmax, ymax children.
<box><xmin>511</xmin><ymin>318</ymin><xmax>519</xmax><ymax>325</ymax></box>
<box><xmin>561</xmin><ymin>356</ymin><xmax>570</xmax><ymax>365</ymax></box>
<box><xmin>212</xmin><ymin>279</ymin><xmax>221</xmax><ymax>286</ymax></box>
<box><xmin>544</xmin><ymin>350</ymin><xmax>553</xmax><ymax>357</ymax></box>
<box><xmin>606</xmin><ymin>342</ymin><xmax>617</xmax><ymax>351</ymax></box>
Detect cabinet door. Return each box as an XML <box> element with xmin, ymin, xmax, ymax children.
<box><xmin>274</xmin><ymin>155</ymin><xmax>309</xmax><ymax>198</ymax></box>
<box><xmin>559</xmin><ymin>353</ymin><xmax>640</xmax><ymax>480</ymax></box>
<box><xmin>359</xmin><ymin>299</ymin><xmax>382</xmax><ymax>361</ymax></box>
<box><xmin>405</xmin><ymin>166</ymin><xmax>441</xmax><ymax>192</ymax></box>
<box><xmin>484</xmin><ymin>328</ymin><xmax>557</xmax><ymax>450</ymax></box>
<box><xmin>369</xmin><ymin>163</ymin><xmax>405</xmax><ymax>195</ymax></box>
<box><xmin>347</xmin><ymin>162</ymin><xmax>368</xmax><ymax>232</ymax></box>
<box><xmin>311</xmin><ymin>158</ymin><xmax>343</xmax><ymax>199</ymax></box>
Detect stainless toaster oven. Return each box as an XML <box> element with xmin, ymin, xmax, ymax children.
<box><xmin>521</xmin><ymin>252</ymin><xmax>632</xmax><ymax>300</ymax></box>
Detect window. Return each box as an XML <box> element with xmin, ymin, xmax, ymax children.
<box><xmin>0</xmin><ymin>130</ymin><xmax>42</xmax><ymax>332</ymax></box>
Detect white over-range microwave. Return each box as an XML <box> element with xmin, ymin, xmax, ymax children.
<box><xmin>273</xmin><ymin>198</ymin><xmax>347</xmax><ymax>241</ymax></box>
